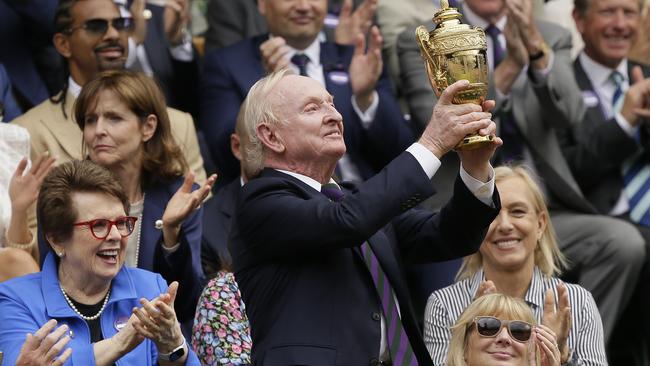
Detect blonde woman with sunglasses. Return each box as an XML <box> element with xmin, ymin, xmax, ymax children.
<box><xmin>425</xmin><ymin>166</ymin><xmax>607</xmax><ymax>365</ymax></box>
<box><xmin>447</xmin><ymin>293</ymin><xmax>560</xmax><ymax>366</ymax></box>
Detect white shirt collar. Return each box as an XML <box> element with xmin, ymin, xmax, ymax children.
<box><xmin>274</xmin><ymin>169</ymin><xmax>336</xmax><ymax>192</ymax></box>
<box><xmin>578</xmin><ymin>52</ymin><xmax>628</xmax><ymax>89</ymax></box>
<box><xmin>463</xmin><ymin>5</ymin><xmax>507</xmax><ymax>31</ymax></box>
<box><xmin>68</xmin><ymin>76</ymin><xmax>82</xmax><ymax>98</ymax></box>
<box><xmin>287</xmin><ymin>37</ymin><xmax>321</xmax><ymax>67</ymax></box>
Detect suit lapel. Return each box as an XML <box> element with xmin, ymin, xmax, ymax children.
<box><xmin>40</xmin><ymin>91</ymin><xmax>84</xmax><ymax>160</ymax></box>
<box><xmin>140</xmin><ymin>184</ymin><xmax>167</xmax><ymax>270</ymax></box>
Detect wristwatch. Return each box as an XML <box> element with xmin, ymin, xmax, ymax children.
<box><xmin>158</xmin><ymin>338</ymin><xmax>186</xmax><ymax>362</ymax></box>
<box><xmin>529</xmin><ymin>41</ymin><xmax>550</xmax><ymax>62</ymax></box>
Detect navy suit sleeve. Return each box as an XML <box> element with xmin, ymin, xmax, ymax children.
<box><xmin>1</xmin><ymin>64</ymin><xmax>22</xmax><ymax>121</ymax></box>
<box><xmin>392</xmin><ymin>174</ymin><xmax>500</xmax><ymax>264</ymax></box>
<box><xmin>199</xmin><ymin>48</ymin><xmax>247</xmax><ymax>182</ymax></box>
<box><xmin>154</xmin><ymin>205</ymin><xmax>205</xmax><ymax>323</ymax></box>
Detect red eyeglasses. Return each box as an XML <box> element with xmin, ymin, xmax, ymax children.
<box><xmin>73</xmin><ymin>216</ymin><xmax>138</xmax><ymax>240</ymax></box>
<box><xmin>472</xmin><ymin>316</ymin><xmax>533</xmax><ymax>343</ymax></box>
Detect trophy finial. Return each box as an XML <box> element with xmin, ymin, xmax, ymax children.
<box><xmin>440</xmin><ymin>0</ymin><xmax>449</xmax><ymax>9</ymax></box>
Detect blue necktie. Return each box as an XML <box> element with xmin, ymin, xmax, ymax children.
<box><xmin>485</xmin><ymin>25</ymin><xmax>505</xmax><ymax>67</ymax></box>
<box><xmin>320</xmin><ymin>183</ymin><xmax>417</xmax><ymax>365</ymax></box>
<box><xmin>611</xmin><ymin>71</ymin><xmax>625</xmax><ymax>113</ymax></box>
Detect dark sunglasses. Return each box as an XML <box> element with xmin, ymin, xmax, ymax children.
<box><xmin>64</xmin><ymin>17</ymin><xmax>134</xmax><ymax>36</ymax></box>
<box><xmin>73</xmin><ymin>216</ymin><xmax>138</xmax><ymax>240</ymax></box>
<box><xmin>472</xmin><ymin>316</ymin><xmax>533</xmax><ymax>343</ymax></box>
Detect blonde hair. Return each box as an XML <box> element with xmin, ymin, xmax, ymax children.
<box><xmin>456</xmin><ymin>165</ymin><xmax>568</xmax><ymax>280</ymax></box>
<box><xmin>446</xmin><ymin>293</ymin><xmax>537</xmax><ymax>366</ymax></box>
<box><xmin>240</xmin><ymin>68</ymin><xmax>294</xmax><ymax>178</ymax></box>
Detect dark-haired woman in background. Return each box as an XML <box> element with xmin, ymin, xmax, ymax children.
<box><xmin>73</xmin><ymin>70</ymin><xmax>217</xmax><ymax>333</ymax></box>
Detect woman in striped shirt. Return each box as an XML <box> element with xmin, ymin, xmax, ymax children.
<box><xmin>424</xmin><ymin>166</ymin><xmax>608</xmax><ymax>365</ymax></box>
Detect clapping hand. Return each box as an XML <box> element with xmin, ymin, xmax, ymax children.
<box><xmin>542</xmin><ymin>283</ymin><xmax>572</xmax><ymax>364</ymax></box>
<box><xmin>164</xmin><ymin>0</ymin><xmax>190</xmax><ymax>46</ymax></box>
<box><xmin>334</xmin><ymin>0</ymin><xmax>377</xmax><ymax>45</ymax></box>
<box><xmin>9</xmin><ymin>154</ymin><xmax>56</xmax><ymax>214</ymax></box>
<box><xmin>474</xmin><ymin>280</ymin><xmax>497</xmax><ymax>300</ymax></box>
<box><xmin>161</xmin><ymin>173</ymin><xmax>217</xmax><ymax>247</ymax></box>
<box><xmin>349</xmin><ymin>25</ymin><xmax>383</xmax><ymax>111</ymax></box>
<box><xmin>529</xmin><ymin>324</ymin><xmax>562</xmax><ymax>366</ymax></box>
<box><xmin>622</xmin><ymin>66</ymin><xmax>650</xmax><ymax>126</ymax></box>
<box><xmin>129</xmin><ymin>0</ymin><xmax>147</xmax><ymax>45</ymax></box>
<box><xmin>260</xmin><ymin>36</ymin><xmax>292</xmax><ymax>74</ymax></box>
<box><xmin>132</xmin><ymin>282</ymin><xmax>185</xmax><ymax>356</ymax></box>
<box><xmin>15</xmin><ymin>320</ymin><xmax>72</xmax><ymax>366</ymax></box>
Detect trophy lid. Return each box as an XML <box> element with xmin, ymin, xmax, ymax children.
<box><xmin>432</xmin><ymin>0</ymin><xmax>463</xmax><ymax>27</ymax></box>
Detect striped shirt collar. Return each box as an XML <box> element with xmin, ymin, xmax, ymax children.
<box><xmin>469</xmin><ymin>266</ymin><xmax>550</xmax><ymax>310</ymax></box>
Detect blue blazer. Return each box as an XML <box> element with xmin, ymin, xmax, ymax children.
<box><xmin>37</xmin><ymin>177</ymin><xmax>205</xmax><ymax>325</ymax></box>
<box><xmin>0</xmin><ymin>63</ymin><xmax>22</xmax><ymax>121</ymax></box>
<box><xmin>199</xmin><ymin>34</ymin><xmax>414</xmax><ymax>185</ymax></box>
<box><xmin>0</xmin><ymin>253</ymin><xmax>200</xmax><ymax>365</ymax></box>
<box><xmin>230</xmin><ymin>152</ymin><xmax>500</xmax><ymax>366</ymax></box>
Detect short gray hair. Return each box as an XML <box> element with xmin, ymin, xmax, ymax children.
<box><xmin>240</xmin><ymin>68</ymin><xmax>294</xmax><ymax>178</ymax></box>
<box><xmin>574</xmin><ymin>0</ymin><xmax>643</xmax><ymax>16</ymax></box>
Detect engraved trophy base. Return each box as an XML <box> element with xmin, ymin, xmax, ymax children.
<box><xmin>456</xmin><ymin>133</ymin><xmax>494</xmax><ymax>150</ymax></box>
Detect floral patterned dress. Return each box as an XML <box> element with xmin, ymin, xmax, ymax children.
<box><xmin>192</xmin><ymin>271</ymin><xmax>252</xmax><ymax>365</ymax></box>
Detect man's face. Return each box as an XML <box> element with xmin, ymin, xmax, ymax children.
<box><xmin>464</xmin><ymin>0</ymin><xmax>506</xmax><ymax>22</ymax></box>
<box><xmin>270</xmin><ymin>75</ymin><xmax>346</xmax><ymax>167</ymax></box>
<box><xmin>574</xmin><ymin>0</ymin><xmax>640</xmax><ymax>68</ymax></box>
<box><xmin>259</xmin><ymin>0</ymin><xmax>327</xmax><ymax>48</ymax></box>
<box><xmin>59</xmin><ymin>0</ymin><xmax>129</xmax><ymax>84</ymax></box>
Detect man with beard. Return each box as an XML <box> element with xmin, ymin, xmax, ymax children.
<box><xmin>12</xmin><ymin>0</ymin><xmax>205</xmax><ymax>185</ymax></box>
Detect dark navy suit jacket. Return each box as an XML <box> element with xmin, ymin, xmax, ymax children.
<box><xmin>201</xmin><ymin>177</ymin><xmax>240</xmax><ymax>277</ymax></box>
<box><xmin>229</xmin><ymin>152</ymin><xmax>500</xmax><ymax>366</ymax></box>
<box><xmin>199</xmin><ymin>34</ymin><xmax>414</xmax><ymax>185</ymax></box>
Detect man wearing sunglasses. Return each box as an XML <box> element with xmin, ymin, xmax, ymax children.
<box><xmin>12</xmin><ymin>0</ymin><xmax>206</xmax><ymax>189</ymax></box>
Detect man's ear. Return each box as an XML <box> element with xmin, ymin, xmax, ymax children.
<box><xmin>53</xmin><ymin>33</ymin><xmax>72</xmax><ymax>59</ymax></box>
<box><xmin>256</xmin><ymin>123</ymin><xmax>285</xmax><ymax>154</ymax></box>
<box><xmin>141</xmin><ymin>114</ymin><xmax>158</xmax><ymax>142</ymax></box>
<box><xmin>231</xmin><ymin>133</ymin><xmax>243</xmax><ymax>161</ymax></box>
<box><xmin>572</xmin><ymin>8</ymin><xmax>585</xmax><ymax>34</ymax></box>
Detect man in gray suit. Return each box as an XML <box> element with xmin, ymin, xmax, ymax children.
<box><xmin>397</xmin><ymin>0</ymin><xmax>645</xmax><ymax>344</ymax></box>
<box><xmin>559</xmin><ymin>0</ymin><xmax>650</xmax><ymax>353</ymax></box>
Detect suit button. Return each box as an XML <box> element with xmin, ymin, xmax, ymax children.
<box><xmin>371</xmin><ymin>312</ymin><xmax>381</xmax><ymax>321</ymax></box>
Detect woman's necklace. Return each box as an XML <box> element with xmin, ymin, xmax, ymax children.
<box><xmin>59</xmin><ymin>285</ymin><xmax>111</xmax><ymax>321</ymax></box>
<box><xmin>133</xmin><ymin>193</ymin><xmax>145</xmax><ymax>266</ymax></box>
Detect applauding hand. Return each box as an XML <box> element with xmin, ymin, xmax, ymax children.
<box><xmin>15</xmin><ymin>320</ymin><xmax>72</xmax><ymax>366</ymax></box>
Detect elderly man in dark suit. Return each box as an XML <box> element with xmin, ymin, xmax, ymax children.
<box><xmin>229</xmin><ymin>68</ymin><xmax>501</xmax><ymax>366</ymax></box>
<box><xmin>397</xmin><ymin>0</ymin><xmax>645</xmax><ymax>343</ymax></box>
<box><xmin>199</xmin><ymin>0</ymin><xmax>411</xmax><ymax>188</ymax></box>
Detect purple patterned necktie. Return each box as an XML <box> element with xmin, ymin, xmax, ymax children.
<box><xmin>321</xmin><ymin>183</ymin><xmax>417</xmax><ymax>365</ymax></box>
<box><xmin>485</xmin><ymin>25</ymin><xmax>505</xmax><ymax>67</ymax></box>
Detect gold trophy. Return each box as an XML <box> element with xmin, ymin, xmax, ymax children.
<box><xmin>415</xmin><ymin>0</ymin><xmax>494</xmax><ymax>149</ymax></box>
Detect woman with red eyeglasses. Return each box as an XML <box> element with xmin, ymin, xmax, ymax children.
<box><xmin>0</xmin><ymin>160</ymin><xmax>201</xmax><ymax>365</ymax></box>
<box><xmin>69</xmin><ymin>70</ymin><xmax>216</xmax><ymax>336</ymax></box>
<box><xmin>446</xmin><ymin>293</ymin><xmax>560</xmax><ymax>366</ymax></box>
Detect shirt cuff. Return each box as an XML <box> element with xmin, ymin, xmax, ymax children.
<box><xmin>615</xmin><ymin>112</ymin><xmax>638</xmax><ymax>138</ymax></box>
<box><xmin>169</xmin><ymin>38</ymin><xmax>194</xmax><ymax>62</ymax></box>
<box><xmin>351</xmin><ymin>91</ymin><xmax>379</xmax><ymax>129</ymax></box>
<box><xmin>406</xmin><ymin>143</ymin><xmax>441</xmax><ymax>179</ymax></box>
<box><xmin>459</xmin><ymin>163</ymin><xmax>495</xmax><ymax>206</ymax></box>
<box><xmin>529</xmin><ymin>50</ymin><xmax>554</xmax><ymax>84</ymax></box>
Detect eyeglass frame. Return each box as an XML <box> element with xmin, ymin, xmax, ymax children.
<box><xmin>470</xmin><ymin>316</ymin><xmax>533</xmax><ymax>343</ymax></box>
<box><xmin>62</xmin><ymin>17</ymin><xmax>135</xmax><ymax>36</ymax></box>
<box><xmin>73</xmin><ymin>216</ymin><xmax>138</xmax><ymax>240</ymax></box>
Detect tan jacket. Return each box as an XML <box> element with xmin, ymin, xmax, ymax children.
<box><xmin>12</xmin><ymin>91</ymin><xmax>206</xmax><ymax>184</ymax></box>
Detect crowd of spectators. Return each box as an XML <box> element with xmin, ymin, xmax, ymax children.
<box><xmin>0</xmin><ymin>0</ymin><xmax>649</xmax><ymax>364</ymax></box>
